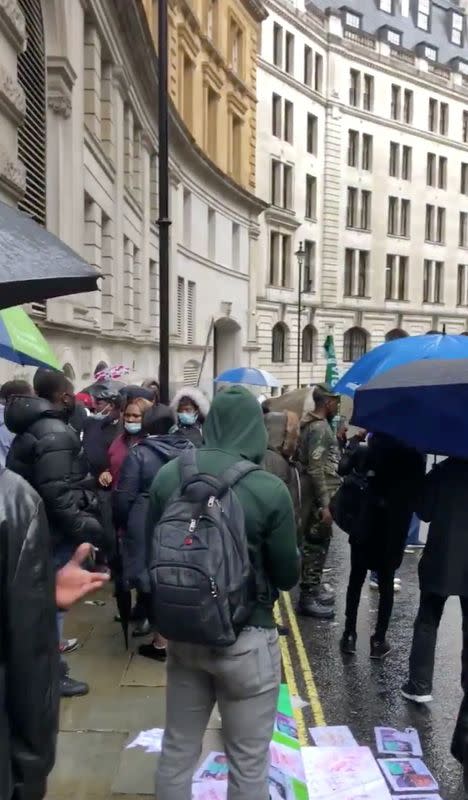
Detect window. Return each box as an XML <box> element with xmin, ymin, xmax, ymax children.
<box><xmin>229</xmin><ymin>17</ymin><xmax>243</xmax><ymax>76</ymax></box>
<box><xmin>417</xmin><ymin>0</ymin><xmax>430</xmax><ymax>31</ymax></box>
<box><xmin>304</xmin><ymin>45</ymin><xmax>312</xmax><ymax>86</ymax></box>
<box><xmin>343</xmin><ymin>327</ymin><xmax>368</xmax><ymax>362</ymax></box>
<box><xmin>271</xmin><ymin>159</ymin><xmax>281</xmax><ymax>206</ymax></box>
<box><xmin>346</xmin><ymin>11</ymin><xmax>361</xmax><ymax>29</ymax></box>
<box><xmin>401</xmin><ymin>199</ymin><xmax>410</xmax><ymax>236</ymax></box>
<box><xmin>272</xmin><ymin>323</ymin><xmax>286</xmax><ymax>363</ymax></box>
<box><xmin>380</xmin><ymin>0</ymin><xmax>393</xmax><ymax>11</ymax></box>
<box><xmin>387</xmin><ymin>29</ymin><xmax>402</xmax><ymax>47</ymax></box>
<box><xmin>269</xmin><ymin>233</ymin><xmax>291</xmax><ymax>287</ymax></box>
<box><xmin>361</xmin><ymin>190</ymin><xmax>371</xmax><ymax>230</ymax></box>
<box><xmin>302</xmin><ymin>326</ymin><xmax>315</xmax><ymax>363</ymax></box>
<box><xmin>348</xmin><ymin>130</ymin><xmax>359</xmax><ymax>167</ymax></box>
<box><xmin>177</xmin><ymin>277</ymin><xmax>185</xmax><ymax>337</ymax></box>
<box><xmin>182</xmin><ymin>53</ymin><xmax>194</xmax><ymax>127</ymax></box>
<box><xmin>183</xmin><ymin>189</ymin><xmax>191</xmax><ymax>247</ymax></box>
<box><xmin>425</xmin><ymin>203</ymin><xmax>434</xmax><ymax>241</ymax></box>
<box><xmin>404</xmin><ymin>89</ymin><xmax>413</xmax><ymax>123</ymax></box>
<box><xmin>438</xmin><ymin>156</ymin><xmax>447</xmax><ymax>189</ymax></box>
<box><xmin>283</xmin><ymin>164</ymin><xmax>293</xmax><ymax>210</ymax></box>
<box><xmin>391</xmin><ymin>84</ymin><xmax>401</xmax><ymax>120</ymax></box>
<box><xmin>424</xmin><ymin>45</ymin><xmax>437</xmax><ymax>62</ymax></box>
<box><xmin>304</xmin><ymin>240</ymin><xmax>316</xmax><ymax>291</ymax></box>
<box><xmin>284</xmin><ymin>100</ymin><xmax>293</xmax><ymax>144</ymax></box>
<box><xmin>385</xmin><ymin>254</ymin><xmax>408</xmax><ymax>300</ymax></box>
<box><xmin>208</xmin><ymin>207</ymin><xmax>216</xmax><ymax>260</ymax></box>
<box><xmin>428</xmin><ymin>98</ymin><xmax>437</xmax><ymax>132</ymax></box>
<box><xmin>307</xmin><ymin>113</ymin><xmax>318</xmax><ymax>155</ymax></box>
<box><xmin>463</xmin><ymin>110</ymin><xmax>468</xmax><ymax>144</ymax></box>
<box><xmin>273</xmin><ymin>22</ymin><xmax>283</xmax><ymax>68</ymax></box>
<box><xmin>458</xmin><ymin>264</ymin><xmax>468</xmax><ymax>306</ymax></box>
<box><xmin>460</xmin><ymin>211</ymin><xmax>468</xmax><ymax>247</ymax></box>
<box><xmin>314</xmin><ymin>54</ymin><xmax>323</xmax><ymax>92</ymax></box>
<box><xmin>363</xmin><ymin>74</ymin><xmax>373</xmax><ymax>111</ymax></box>
<box><xmin>344</xmin><ymin>250</ymin><xmax>369</xmax><ymax>297</ymax></box>
<box><xmin>305</xmin><ymin>175</ymin><xmax>317</xmax><ymax>220</ymax></box>
<box><xmin>461</xmin><ymin>163</ymin><xmax>468</xmax><ymax>195</ymax></box>
<box><xmin>427</xmin><ymin>153</ymin><xmax>436</xmax><ymax>186</ymax></box>
<box><xmin>423</xmin><ymin>259</ymin><xmax>444</xmax><ymax>303</ymax></box>
<box><xmin>388</xmin><ymin>196</ymin><xmax>398</xmax><ymax>235</ymax></box>
<box><xmin>272</xmin><ymin>93</ymin><xmax>282</xmax><ymax>137</ymax></box>
<box><xmin>206</xmin><ymin>87</ymin><xmax>218</xmax><ymax>161</ymax></box>
<box><xmin>402</xmin><ymin>146</ymin><xmax>412</xmax><ymax>180</ymax></box>
<box><xmin>269</xmin><ymin>232</ymin><xmax>279</xmax><ymax>284</ymax></box>
<box><xmin>231</xmin><ymin>113</ymin><xmax>242</xmax><ymax>180</ymax></box>
<box><xmin>452</xmin><ymin>12</ymin><xmax>463</xmax><ymax>46</ymax></box>
<box><xmin>389</xmin><ymin>142</ymin><xmax>399</xmax><ymax>177</ymax></box>
<box><xmin>362</xmin><ymin>134</ymin><xmax>372</xmax><ymax>171</ymax></box>
<box><xmin>440</xmin><ymin>103</ymin><xmax>449</xmax><ymax>136</ymax></box>
<box><xmin>206</xmin><ymin>0</ymin><xmax>218</xmax><ymax>42</ymax></box>
<box><xmin>350</xmin><ymin>69</ymin><xmax>360</xmax><ymax>107</ymax></box>
<box><xmin>187</xmin><ymin>281</ymin><xmax>196</xmax><ymax>343</ymax></box>
<box><xmin>231</xmin><ymin>223</ymin><xmax>240</xmax><ymax>270</ymax></box>
<box><xmin>436</xmin><ymin>207</ymin><xmax>445</xmax><ymax>243</ymax></box>
<box><xmin>285</xmin><ymin>32</ymin><xmax>294</xmax><ymax>75</ymax></box>
<box><xmin>347</xmin><ymin>187</ymin><xmax>358</xmax><ymax>228</ymax></box>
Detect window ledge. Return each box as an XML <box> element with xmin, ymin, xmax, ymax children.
<box><xmin>388</xmin><ymin>233</ymin><xmax>410</xmax><ymax>240</ymax></box>
<box><xmin>346</xmin><ymin>226</ymin><xmax>372</xmax><ymax>233</ymax></box>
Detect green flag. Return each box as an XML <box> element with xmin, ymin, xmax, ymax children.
<box><xmin>324</xmin><ymin>334</ymin><xmax>340</xmax><ymax>387</ymax></box>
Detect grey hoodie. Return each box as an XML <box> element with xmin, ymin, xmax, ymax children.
<box><xmin>0</xmin><ymin>405</ymin><xmax>14</xmax><ymax>468</ymax></box>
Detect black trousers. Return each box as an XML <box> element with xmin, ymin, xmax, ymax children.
<box><xmin>345</xmin><ymin>546</ymin><xmax>395</xmax><ymax>641</ymax></box>
<box><xmin>408</xmin><ymin>593</ymin><xmax>468</xmax><ymax>694</ymax></box>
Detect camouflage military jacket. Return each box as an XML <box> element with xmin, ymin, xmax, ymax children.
<box><xmin>298</xmin><ymin>412</ymin><xmax>341</xmax><ymax>508</ymax></box>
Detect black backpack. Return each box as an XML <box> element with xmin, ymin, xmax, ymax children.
<box><xmin>148</xmin><ymin>449</ymin><xmax>259</xmax><ymax>647</ymax></box>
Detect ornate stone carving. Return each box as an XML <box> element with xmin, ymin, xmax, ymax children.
<box><xmin>0</xmin><ymin>64</ymin><xmax>25</xmax><ymax>122</ymax></box>
<box><xmin>47</xmin><ymin>93</ymin><xmax>72</xmax><ymax>118</ymax></box>
<box><xmin>0</xmin><ymin>144</ymin><xmax>26</xmax><ymax>199</ymax></box>
<box><xmin>0</xmin><ymin>0</ymin><xmax>26</xmax><ymax>52</ymax></box>
<box><xmin>46</xmin><ymin>56</ymin><xmax>76</xmax><ymax>119</ymax></box>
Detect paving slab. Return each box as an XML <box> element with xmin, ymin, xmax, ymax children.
<box><xmin>121</xmin><ymin>652</ymin><xmax>167</xmax><ymax>688</ymax></box>
<box><xmin>47</xmin><ymin>730</ymin><xmax>127</xmax><ymax>799</ymax></box>
<box><xmin>60</xmin><ymin>686</ymin><xmax>167</xmax><ymax>733</ymax></box>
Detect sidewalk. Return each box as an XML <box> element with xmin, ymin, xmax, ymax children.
<box><xmin>47</xmin><ymin>588</ymin><xmax>223</xmax><ymax>798</ymax></box>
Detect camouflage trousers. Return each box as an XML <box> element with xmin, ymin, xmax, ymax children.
<box><xmin>299</xmin><ymin>514</ymin><xmax>333</xmax><ymax>594</ymax></box>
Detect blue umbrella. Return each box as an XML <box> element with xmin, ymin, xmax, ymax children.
<box><xmin>334</xmin><ymin>334</ymin><xmax>468</xmax><ymax>398</ymax></box>
<box><xmin>214</xmin><ymin>367</ymin><xmax>281</xmax><ymax>388</ymax></box>
<box><xmin>351</xmin><ymin>358</ymin><xmax>468</xmax><ymax>458</ymax></box>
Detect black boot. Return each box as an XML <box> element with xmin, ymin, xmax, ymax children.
<box><xmin>60</xmin><ymin>675</ymin><xmax>89</xmax><ymax>697</ymax></box>
<box><xmin>298</xmin><ymin>594</ymin><xmax>335</xmax><ymax>619</ymax></box>
<box><xmin>370</xmin><ymin>635</ymin><xmax>391</xmax><ymax>660</ymax></box>
<box><xmin>311</xmin><ymin>583</ymin><xmax>335</xmax><ymax>606</ymax></box>
<box><xmin>340</xmin><ymin>631</ymin><xmax>357</xmax><ymax>655</ymax></box>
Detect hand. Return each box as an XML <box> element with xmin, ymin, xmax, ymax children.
<box><xmin>99</xmin><ymin>470</ymin><xmax>112</xmax><ymax>487</ymax></box>
<box><xmin>56</xmin><ymin>543</ymin><xmax>110</xmax><ymax>609</ymax></box>
<box><xmin>321</xmin><ymin>506</ymin><xmax>333</xmax><ymax>526</ymax></box>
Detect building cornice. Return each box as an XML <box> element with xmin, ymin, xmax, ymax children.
<box><xmin>241</xmin><ymin>0</ymin><xmax>268</xmax><ymax>23</ymax></box>
<box><xmin>0</xmin><ymin>0</ymin><xmax>26</xmax><ymax>52</ymax></box>
<box><xmin>0</xmin><ymin>63</ymin><xmax>25</xmax><ymax>124</ymax></box>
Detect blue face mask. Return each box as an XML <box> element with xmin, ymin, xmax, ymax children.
<box><xmin>125</xmin><ymin>421</ymin><xmax>142</xmax><ymax>435</ymax></box>
<box><xmin>178</xmin><ymin>411</ymin><xmax>198</xmax><ymax>427</ymax></box>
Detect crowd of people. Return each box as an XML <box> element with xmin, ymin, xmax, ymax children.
<box><xmin>0</xmin><ymin>370</ymin><xmax>467</xmax><ymax>800</ymax></box>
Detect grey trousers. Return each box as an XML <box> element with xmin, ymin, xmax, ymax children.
<box><xmin>155</xmin><ymin>627</ymin><xmax>281</xmax><ymax>800</ymax></box>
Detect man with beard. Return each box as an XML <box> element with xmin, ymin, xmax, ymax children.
<box><xmin>5</xmin><ymin>369</ymin><xmax>104</xmax><ymax>697</ymax></box>
<box><xmin>297</xmin><ymin>384</ymin><xmax>341</xmax><ymax>619</ymax></box>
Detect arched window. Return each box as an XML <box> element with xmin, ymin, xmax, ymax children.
<box><xmin>17</xmin><ymin>0</ymin><xmax>46</xmax><ymax>226</ymax></box>
<box><xmin>272</xmin><ymin>323</ymin><xmax>287</xmax><ymax>363</ymax></box>
<box><xmin>343</xmin><ymin>327</ymin><xmax>368</xmax><ymax>362</ymax></box>
<box><xmin>302</xmin><ymin>325</ymin><xmax>315</xmax><ymax>363</ymax></box>
<box><xmin>62</xmin><ymin>363</ymin><xmax>76</xmax><ymax>381</ymax></box>
<box><xmin>427</xmin><ymin>329</ymin><xmax>439</xmax><ymax>335</ymax></box>
<box><xmin>183</xmin><ymin>360</ymin><xmax>200</xmax><ymax>386</ymax></box>
<box><xmin>385</xmin><ymin>328</ymin><xmax>408</xmax><ymax>342</ymax></box>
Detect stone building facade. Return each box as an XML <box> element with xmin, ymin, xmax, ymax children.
<box><xmin>256</xmin><ymin>0</ymin><xmax>468</xmax><ymax>391</ymax></box>
<box><xmin>0</xmin><ymin>0</ymin><xmax>266</xmax><ymax>393</ymax></box>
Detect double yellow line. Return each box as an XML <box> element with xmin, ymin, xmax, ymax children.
<box><xmin>275</xmin><ymin>592</ymin><xmax>326</xmax><ymax>746</ymax></box>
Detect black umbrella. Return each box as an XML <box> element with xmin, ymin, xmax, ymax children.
<box><xmin>81</xmin><ymin>379</ymin><xmax>126</xmax><ymax>398</ymax></box>
<box><xmin>0</xmin><ymin>201</ymin><xmax>100</xmax><ymax>307</ymax></box>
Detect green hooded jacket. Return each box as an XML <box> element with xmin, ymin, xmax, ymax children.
<box><xmin>147</xmin><ymin>386</ymin><xmax>300</xmax><ymax>628</ymax></box>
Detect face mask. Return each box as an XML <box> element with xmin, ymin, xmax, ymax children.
<box><xmin>94</xmin><ymin>411</ymin><xmax>109</xmax><ymax>421</ymax></box>
<box><xmin>178</xmin><ymin>411</ymin><xmax>198</xmax><ymax>426</ymax></box>
<box><xmin>125</xmin><ymin>421</ymin><xmax>142</xmax><ymax>435</ymax></box>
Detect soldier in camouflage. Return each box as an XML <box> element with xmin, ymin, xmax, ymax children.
<box><xmin>297</xmin><ymin>384</ymin><xmax>342</xmax><ymax>619</ymax></box>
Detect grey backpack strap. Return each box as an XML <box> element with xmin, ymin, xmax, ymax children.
<box><xmin>218</xmin><ymin>460</ymin><xmax>260</xmax><ymax>493</ymax></box>
<box><xmin>178</xmin><ymin>448</ymin><xmax>199</xmax><ymax>485</ymax></box>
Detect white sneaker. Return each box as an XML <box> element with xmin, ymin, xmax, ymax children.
<box><xmin>394</xmin><ymin>578</ymin><xmax>401</xmax><ymax>592</ymax></box>
<box><xmin>401</xmin><ymin>685</ymin><xmax>433</xmax><ymax>704</ymax></box>
<box><xmin>369</xmin><ymin>579</ymin><xmax>379</xmax><ymax>590</ymax></box>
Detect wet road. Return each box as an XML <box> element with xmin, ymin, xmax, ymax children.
<box><xmin>282</xmin><ymin>530</ymin><xmax>466</xmax><ymax>800</ymax></box>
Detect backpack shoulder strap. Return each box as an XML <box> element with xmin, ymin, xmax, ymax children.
<box><xmin>218</xmin><ymin>460</ymin><xmax>260</xmax><ymax>492</ymax></box>
<box><xmin>178</xmin><ymin>448</ymin><xmax>198</xmax><ymax>484</ymax></box>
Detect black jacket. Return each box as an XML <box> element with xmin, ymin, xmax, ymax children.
<box><xmin>417</xmin><ymin>458</ymin><xmax>468</xmax><ymax>597</ymax></box>
<box><xmin>339</xmin><ymin>434</ymin><xmax>425</xmax><ymax>570</ymax></box>
<box><xmin>0</xmin><ymin>468</ymin><xmax>59</xmax><ymax>800</ymax></box>
<box><xmin>82</xmin><ymin>415</ymin><xmax>122</xmax><ymax>477</ymax></box>
<box><xmin>113</xmin><ymin>435</ymin><xmax>193</xmax><ymax>588</ymax></box>
<box><xmin>5</xmin><ymin>396</ymin><xmax>104</xmax><ymax>550</ymax></box>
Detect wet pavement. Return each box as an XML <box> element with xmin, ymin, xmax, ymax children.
<box><xmin>292</xmin><ymin>529</ymin><xmax>466</xmax><ymax>800</ymax></box>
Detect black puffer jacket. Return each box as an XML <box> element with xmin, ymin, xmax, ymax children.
<box><xmin>113</xmin><ymin>435</ymin><xmax>193</xmax><ymax>589</ymax></box>
<box><xmin>5</xmin><ymin>396</ymin><xmax>104</xmax><ymax>550</ymax></box>
<box><xmin>0</xmin><ymin>468</ymin><xmax>59</xmax><ymax>800</ymax></box>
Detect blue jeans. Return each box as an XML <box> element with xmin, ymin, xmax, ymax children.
<box><xmin>406</xmin><ymin>514</ymin><xmax>422</xmax><ymax>546</ymax></box>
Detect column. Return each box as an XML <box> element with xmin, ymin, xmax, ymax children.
<box><xmin>101</xmin><ymin>214</ymin><xmax>115</xmax><ymax>330</ymax></box>
<box><xmin>100</xmin><ymin>61</ymin><xmax>114</xmax><ymax>160</ymax></box>
<box><xmin>124</xmin><ymin>104</ymin><xmax>134</xmax><ymax>190</ymax></box>
<box><xmin>83</xmin><ymin>24</ymin><xmax>101</xmax><ymax>138</ymax></box>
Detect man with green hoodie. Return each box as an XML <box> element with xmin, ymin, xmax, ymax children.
<box><xmin>148</xmin><ymin>386</ymin><xmax>300</xmax><ymax>800</ymax></box>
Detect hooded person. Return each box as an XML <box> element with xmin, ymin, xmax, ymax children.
<box><xmin>263</xmin><ymin>410</ymin><xmax>301</xmax><ymax>527</ymax></box>
<box><xmin>147</xmin><ymin>385</ymin><xmax>300</xmax><ymax>800</ymax></box>
<box><xmin>0</xmin><ymin>379</ymin><xmax>34</xmax><ymax>467</ymax></box>
<box><xmin>169</xmin><ymin>387</ymin><xmax>210</xmax><ymax>447</ymax></box>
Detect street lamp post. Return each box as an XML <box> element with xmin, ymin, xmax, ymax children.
<box><xmin>295</xmin><ymin>241</ymin><xmax>305</xmax><ymax>389</ymax></box>
<box><xmin>157</xmin><ymin>0</ymin><xmax>170</xmax><ymax>405</ymax></box>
